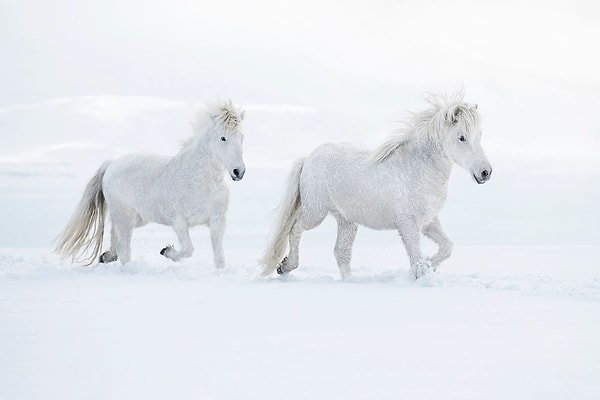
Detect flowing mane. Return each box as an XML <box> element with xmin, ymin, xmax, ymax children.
<box><xmin>370</xmin><ymin>90</ymin><xmax>480</xmax><ymax>163</ymax></box>
<box><xmin>182</xmin><ymin>100</ymin><xmax>244</xmax><ymax>149</ymax></box>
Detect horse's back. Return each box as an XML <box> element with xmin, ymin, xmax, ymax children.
<box><xmin>101</xmin><ymin>153</ymin><xmax>170</xmax><ymax>220</ymax></box>
<box><xmin>103</xmin><ymin>153</ymin><xmax>167</xmax><ymax>192</ymax></box>
<box><xmin>301</xmin><ymin>142</ymin><xmax>366</xmax><ymax>193</ymax></box>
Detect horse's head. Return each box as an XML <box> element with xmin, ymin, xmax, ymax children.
<box><xmin>209</xmin><ymin>101</ymin><xmax>246</xmax><ymax>181</ymax></box>
<box><xmin>442</xmin><ymin>103</ymin><xmax>492</xmax><ymax>184</ymax></box>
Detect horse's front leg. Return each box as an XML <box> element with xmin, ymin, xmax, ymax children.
<box><xmin>333</xmin><ymin>215</ymin><xmax>358</xmax><ymax>279</ymax></box>
<box><xmin>161</xmin><ymin>218</ymin><xmax>194</xmax><ymax>261</ymax></box>
<box><xmin>422</xmin><ymin>217</ymin><xmax>453</xmax><ymax>271</ymax></box>
<box><xmin>397</xmin><ymin>215</ymin><xmax>431</xmax><ymax>279</ymax></box>
<box><xmin>209</xmin><ymin>215</ymin><xmax>226</xmax><ymax>269</ymax></box>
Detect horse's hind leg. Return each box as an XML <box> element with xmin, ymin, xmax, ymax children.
<box><xmin>102</xmin><ymin>206</ymin><xmax>137</xmax><ymax>265</ymax></box>
<box><xmin>333</xmin><ymin>214</ymin><xmax>358</xmax><ymax>279</ymax></box>
<box><xmin>277</xmin><ymin>222</ymin><xmax>303</xmax><ymax>274</ymax></box>
<box><xmin>278</xmin><ymin>207</ymin><xmax>327</xmax><ymax>274</ymax></box>
<box><xmin>99</xmin><ymin>225</ymin><xmax>118</xmax><ymax>263</ymax></box>
<box><xmin>113</xmin><ymin>219</ymin><xmax>134</xmax><ymax>265</ymax></box>
<box><xmin>161</xmin><ymin>218</ymin><xmax>194</xmax><ymax>262</ymax></box>
<box><xmin>422</xmin><ymin>217</ymin><xmax>453</xmax><ymax>271</ymax></box>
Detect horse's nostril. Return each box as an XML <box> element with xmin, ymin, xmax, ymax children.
<box><xmin>233</xmin><ymin>169</ymin><xmax>240</xmax><ymax>177</ymax></box>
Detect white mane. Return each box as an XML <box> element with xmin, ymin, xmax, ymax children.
<box><xmin>181</xmin><ymin>100</ymin><xmax>244</xmax><ymax>148</ymax></box>
<box><xmin>371</xmin><ymin>90</ymin><xmax>480</xmax><ymax>163</ymax></box>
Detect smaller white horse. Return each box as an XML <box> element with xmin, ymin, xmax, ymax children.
<box><xmin>261</xmin><ymin>91</ymin><xmax>492</xmax><ymax>279</ymax></box>
<box><xmin>55</xmin><ymin>100</ymin><xmax>246</xmax><ymax>267</ymax></box>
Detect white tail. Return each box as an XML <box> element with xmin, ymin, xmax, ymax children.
<box><xmin>260</xmin><ymin>158</ymin><xmax>304</xmax><ymax>275</ymax></box>
<box><xmin>54</xmin><ymin>161</ymin><xmax>110</xmax><ymax>265</ymax></box>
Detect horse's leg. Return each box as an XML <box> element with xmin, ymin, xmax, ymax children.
<box><xmin>161</xmin><ymin>218</ymin><xmax>194</xmax><ymax>262</ymax></box>
<box><xmin>99</xmin><ymin>224</ymin><xmax>118</xmax><ymax>263</ymax></box>
<box><xmin>333</xmin><ymin>214</ymin><xmax>358</xmax><ymax>279</ymax></box>
<box><xmin>208</xmin><ymin>215</ymin><xmax>226</xmax><ymax>269</ymax></box>
<box><xmin>422</xmin><ymin>217</ymin><xmax>453</xmax><ymax>271</ymax></box>
<box><xmin>113</xmin><ymin>219</ymin><xmax>134</xmax><ymax>265</ymax></box>
<box><xmin>397</xmin><ymin>215</ymin><xmax>430</xmax><ymax>279</ymax></box>
<box><xmin>278</xmin><ymin>222</ymin><xmax>303</xmax><ymax>274</ymax></box>
<box><xmin>278</xmin><ymin>208</ymin><xmax>327</xmax><ymax>274</ymax></box>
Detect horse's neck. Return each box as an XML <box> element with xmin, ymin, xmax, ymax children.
<box><xmin>392</xmin><ymin>138</ymin><xmax>452</xmax><ymax>181</ymax></box>
<box><xmin>171</xmin><ymin>134</ymin><xmax>223</xmax><ymax>180</ymax></box>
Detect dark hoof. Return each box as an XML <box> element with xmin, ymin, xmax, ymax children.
<box><xmin>276</xmin><ymin>256</ymin><xmax>289</xmax><ymax>275</ymax></box>
<box><xmin>99</xmin><ymin>251</ymin><xmax>117</xmax><ymax>264</ymax></box>
<box><xmin>160</xmin><ymin>245</ymin><xmax>174</xmax><ymax>257</ymax></box>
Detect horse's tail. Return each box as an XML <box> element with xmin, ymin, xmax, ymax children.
<box><xmin>260</xmin><ymin>158</ymin><xmax>305</xmax><ymax>275</ymax></box>
<box><xmin>54</xmin><ymin>161</ymin><xmax>110</xmax><ymax>265</ymax></box>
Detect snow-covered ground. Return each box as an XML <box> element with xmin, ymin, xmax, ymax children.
<box><xmin>1</xmin><ymin>243</ymin><xmax>599</xmax><ymax>400</ymax></box>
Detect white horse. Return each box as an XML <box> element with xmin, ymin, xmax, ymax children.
<box><xmin>55</xmin><ymin>100</ymin><xmax>246</xmax><ymax>267</ymax></box>
<box><xmin>261</xmin><ymin>91</ymin><xmax>492</xmax><ymax>279</ymax></box>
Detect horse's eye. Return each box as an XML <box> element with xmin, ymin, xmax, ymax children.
<box><xmin>221</xmin><ymin>136</ymin><xmax>227</xmax><ymax>142</ymax></box>
<box><xmin>459</xmin><ymin>135</ymin><xmax>467</xmax><ymax>142</ymax></box>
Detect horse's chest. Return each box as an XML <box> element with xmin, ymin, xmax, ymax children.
<box><xmin>173</xmin><ymin>181</ymin><xmax>229</xmax><ymax>225</ymax></box>
<box><xmin>413</xmin><ymin>185</ymin><xmax>448</xmax><ymax>222</ymax></box>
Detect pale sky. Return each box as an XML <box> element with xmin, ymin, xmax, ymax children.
<box><xmin>1</xmin><ymin>0</ymin><xmax>599</xmax><ymax>104</ymax></box>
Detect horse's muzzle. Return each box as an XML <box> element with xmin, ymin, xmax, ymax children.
<box><xmin>231</xmin><ymin>168</ymin><xmax>245</xmax><ymax>181</ymax></box>
<box><xmin>473</xmin><ymin>167</ymin><xmax>492</xmax><ymax>184</ymax></box>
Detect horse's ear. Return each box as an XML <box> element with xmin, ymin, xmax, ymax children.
<box><xmin>446</xmin><ymin>107</ymin><xmax>461</xmax><ymax>125</ymax></box>
<box><xmin>240</xmin><ymin>110</ymin><xmax>245</xmax><ymax>121</ymax></box>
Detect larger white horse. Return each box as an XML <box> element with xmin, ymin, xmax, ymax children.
<box><xmin>261</xmin><ymin>91</ymin><xmax>492</xmax><ymax>279</ymax></box>
<box><xmin>55</xmin><ymin>100</ymin><xmax>246</xmax><ymax>268</ymax></box>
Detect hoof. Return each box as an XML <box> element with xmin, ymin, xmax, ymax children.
<box><xmin>412</xmin><ymin>259</ymin><xmax>433</xmax><ymax>280</ymax></box>
<box><xmin>276</xmin><ymin>256</ymin><xmax>289</xmax><ymax>275</ymax></box>
<box><xmin>160</xmin><ymin>244</ymin><xmax>174</xmax><ymax>257</ymax></box>
<box><xmin>99</xmin><ymin>251</ymin><xmax>117</xmax><ymax>264</ymax></box>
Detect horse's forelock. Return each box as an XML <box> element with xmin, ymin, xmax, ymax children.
<box><xmin>210</xmin><ymin>100</ymin><xmax>243</xmax><ymax>133</ymax></box>
<box><xmin>452</xmin><ymin>103</ymin><xmax>481</xmax><ymax>139</ymax></box>
<box><xmin>426</xmin><ymin>90</ymin><xmax>480</xmax><ymax>139</ymax></box>
<box><xmin>192</xmin><ymin>100</ymin><xmax>243</xmax><ymax>136</ymax></box>
<box><xmin>183</xmin><ymin>100</ymin><xmax>243</xmax><ymax>150</ymax></box>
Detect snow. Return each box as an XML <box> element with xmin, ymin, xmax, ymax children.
<box><xmin>1</xmin><ymin>232</ymin><xmax>600</xmax><ymax>399</ymax></box>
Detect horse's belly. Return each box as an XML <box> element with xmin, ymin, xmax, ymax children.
<box><xmin>334</xmin><ymin>199</ymin><xmax>399</xmax><ymax>230</ymax></box>
<box><xmin>332</xmin><ymin>190</ymin><xmax>445</xmax><ymax>231</ymax></box>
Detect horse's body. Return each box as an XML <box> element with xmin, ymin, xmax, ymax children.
<box><xmin>55</xmin><ymin>100</ymin><xmax>246</xmax><ymax>267</ymax></box>
<box><xmin>261</xmin><ymin>92</ymin><xmax>492</xmax><ymax>279</ymax></box>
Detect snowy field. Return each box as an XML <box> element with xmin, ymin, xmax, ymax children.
<box><xmin>1</xmin><ymin>243</ymin><xmax>599</xmax><ymax>399</ymax></box>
